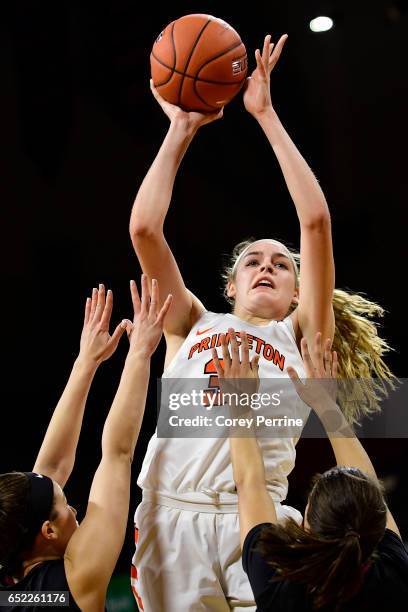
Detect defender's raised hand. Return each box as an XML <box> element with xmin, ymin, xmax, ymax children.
<box><xmin>125</xmin><ymin>275</ymin><xmax>172</xmax><ymax>358</ymax></box>
<box><xmin>211</xmin><ymin>329</ymin><xmax>260</xmax><ymax>398</ymax></box>
<box><xmin>243</xmin><ymin>34</ymin><xmax>288</xmax><ymax>117</ymax></box>
<box><xmin>79</xmin><ymin>284</ymin><xmax>127</xmax><ymax>366</ymax></box>
<box><xmin>287</xmin><ymin>332</ymin><xmax>338</xmax><ymax>410</ymax></box>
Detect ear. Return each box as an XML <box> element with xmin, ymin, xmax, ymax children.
<box><xmin>40</xmin><ymin>520</ymin><xmax>58</xmax><ymax>541</ymax></box>
<box><xmin>291</xmin><ymin>286</ymin><xmax>299</xmax><ymax>305</ymax></box>
<box><xmin>226</xmin><ymin>280</ymin><xmax>236</xmax><ymax>300</ymax></box>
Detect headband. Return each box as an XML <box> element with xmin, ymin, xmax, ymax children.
<box><xmin>23</xmin><ymin>472</ymin><xmax>54</xmax><ymax>541</ymax></box>
<box><xmin>0</xmin><ymin>472</ymin><xmax>54</xmax><ymax>577</ymax></box>
<box><xmin>231</xmin><ymin>239</ymin><xmax>299</xmax><ymax>277</ymax></box>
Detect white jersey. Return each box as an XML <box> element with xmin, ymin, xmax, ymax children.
<box><xmin>138</xmin><ymin>311</ymin><xmax>309</xmax><ymax>502</ymax></box>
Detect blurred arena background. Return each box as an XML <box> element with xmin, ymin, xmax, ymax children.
<box><xmin>1</xmin><ymin>1</ymin><xmax>407</xmax><ymax>609</ymax></box>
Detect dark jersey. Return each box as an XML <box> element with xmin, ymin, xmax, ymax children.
<box><xmin>0</xmin><ymin>560</ymin><xmax>81</xmax><ymax>611</ymax></box>
<box><xmin>243</xmin><ymin>525</ymin><xmax>408</xmax><ymax>611</ymax></box>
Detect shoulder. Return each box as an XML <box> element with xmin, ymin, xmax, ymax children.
<box><xmin>242</xmin><ymin>522</ymin><xmax>271</xmax><ymax>568</ymax></box>
<box><xmin>4</xmin><ymin>561</ymin><xmax>81</xmax><ymax>610</ymax></box>
<box><xmin>376</xmin><ymin>529</ymin><xmax>408</xmax><ymax>564</ymax></box>
<box><xmin>242</xmin><ymin>523</ymin><xmax>306</xmax><ymax>610</ymax></box>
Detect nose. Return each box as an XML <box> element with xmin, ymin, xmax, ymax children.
<box><xmin>260</xmin><ymin>260</ymin><xmax>273</xmax><ymax>273</ymax></box>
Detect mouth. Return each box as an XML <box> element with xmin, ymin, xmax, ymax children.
<box><xmin>252</xmin><ymin>278</ymin><xmax>275</xmax><ymax>290</ymax></box>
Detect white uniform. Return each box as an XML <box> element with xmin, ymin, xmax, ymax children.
<box><xmin>131</xmin><ymin>311</ymin><xmax>309</xmax><ymax>611</ymax></box>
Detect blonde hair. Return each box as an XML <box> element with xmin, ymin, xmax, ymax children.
<box><xmin>222</xmin><ymin>239</ymin><xmax>396</xmax><ymax>424</ymax></box>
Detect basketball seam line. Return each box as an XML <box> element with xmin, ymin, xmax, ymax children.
<box><xmin>152</xmin><ymin>22</ymin><xmax>177</xmax><ymax>88</ymax></box>
<box><xmin>196</xmin><ymin>40</ymin><xmax>245</xmax><ymax>76</ymax></box>
<box><xmin>177</xmin><ymin>19</ymin><xmax>212</xmax><ymax>106</ymax></box>
<box><xmin>193</xmin><ymin>41</ymin><xmax>247</xmax><ymax>107</ymax></box>
<box><xmin>170</xmin><ymin>20</ymin><xmax>176</xmax><ymax>72</ymax></box>
<box><xmin>151</xmin><ymin>51</ymin><xmax>247</xmax><ymax>86</ymax></box>
<box><xmin>192</xmin><ymin>78</ymin><xmax>242</xmax><ymax>109</ymax></box>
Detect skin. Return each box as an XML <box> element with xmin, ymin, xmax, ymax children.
<box><xmin>228</xmin><ymin>239</ymin><xmax>299</xmax><ymax>325</ymax></box>
<box><xmin>11</xmin><ymin>278</ymin><xmax>172</xmax><ymax>612</ymax></box>
<box><xmin>18</xmin><ymin>482</ymin><xmax>78</xmax><ymax>579</ymax></box>
<box><xmin>212</xmin><ymin>331</ymin><xmax>400</xmax><ymax>549</ymax></box>
<box><xmin>130</xmin><ymin>33</ymin><xmax>335</xmax><ymax>370</ymax></box>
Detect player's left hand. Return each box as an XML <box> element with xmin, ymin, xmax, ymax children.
<box><xmin>243</xmin><ymin>34</ymin><xmax>287</xmax><ymax>117</ymax></box>
<box><xmin>79</xmin><ymin>284</ymin><xmax>127</xmax><ymax>367</ymax></box>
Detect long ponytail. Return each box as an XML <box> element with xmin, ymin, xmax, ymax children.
<box><xmin>222</xmin><ymin>240</ymin><xmax>396</xmax><ymax>424</ymax></box>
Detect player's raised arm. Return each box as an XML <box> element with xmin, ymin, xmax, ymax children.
<box><xmin>33</xmin><ymin>285</ymin><xmax>126</xmax><ymax>487</ymax></box>
<box><xmin>243</xmin><ymin>35</ymin><xmax>335</xmax><ymax>346</ymax></box>
<box><xmin>130</xmin><ymin>82</ymin><xmax>222</xmax><ymax>337</ymax></box>
<box><xmin>212</xmin><ymin>329</ymin><xmax>278</xmax><ymax>549</ymax></box>
<box><xmin>287</xmin><ymin>333</ymin><xmax>401</xmax><ymax>537</ymax></box>
<box><xmin>64</xmin><ymin>277</ymin><xmax>172</xmax><ymax>607</ymax></box>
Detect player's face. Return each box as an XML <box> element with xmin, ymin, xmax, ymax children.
<box><xmin>50</xmin><ymin>481</ymin><xmax>79</xmax><ymax>553</ymax></box>
<box><xmin>228</xmin><ymin>240</ymin><xmax>298</xmax><ymax>319</ymax></box>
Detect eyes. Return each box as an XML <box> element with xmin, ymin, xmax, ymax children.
<box><xmin>245</xmin><ymin>259</ymin><xmax>288</xmax><ymax>270</ymax></box>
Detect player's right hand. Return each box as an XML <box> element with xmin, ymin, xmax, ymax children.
<box><xmin>287</xmin><ymin>333</ymin><xmax>338</xmax><ymax>410</ymax></box>
<box><xmin>150</xmin><ymin>79</ymin><xmax>223</xmax><ymax>132</ymax></box>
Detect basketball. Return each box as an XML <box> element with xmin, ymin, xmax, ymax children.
<box><xmin>150</xmin><ymin>14</ymin><xmax>248</xmax><ymax>113</ymax></box>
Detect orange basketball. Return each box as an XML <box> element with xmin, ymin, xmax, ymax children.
<box><xmin>150</xmin><ymin>14</ymin><xmax>248</xmax><ymax>113</ymax></box>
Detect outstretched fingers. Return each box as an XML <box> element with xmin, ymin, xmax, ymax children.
<box><xmin>156</xmin><ymin>293</ymin><xmax>173</xmax><ymax>327</ymax></box>
<box><xmin>250</xmin><ymin>353</ymin><xmax>260</xmax><ymax>376</ymax></box>
<box><xmin>149</xmin><ymin>278</ymin><xmax>159</xmax><ymax>321</ymax></box>
<box><xmin>107</xmin><ymin>320</ymin><xmax>127</xmax><ymax>351</ymax></box>
<box><xmin>254</xmin><ymin>48</ymin><xmax>267</xmax><ymax>78</ymax></box>
<box><xmin>262</xmin><ymin>34</ymin><xmax>272</xmax><ymax>66</ymax></box>
<box><xmin>332</xmin><ymin>350</ymin><xmax>338</xmax><ymax>379</ymax></box>
<box><xmin>130</xmin><ymin>279</ymin><xmax>141</xmax><ymax>316</ymax></box>
<box><xmin>89</xmin><ymin>287</ymin><xmax>98</xmax><ymax>320</ymax></box>
<box><xmin>220</xmin><ymin>333</ymin><xmax>231</xmax><ymax>368</ymax></box>
<box><xmin>312</xmin><ymin>332</ymin><xmax>324</xmax><ymax>376</ymax></box>
<box><xmin>93</xmin><ymin>283</ymin><xmax>106</xmax><ymax>323</ymax></box>
<box><xmin>323</xmin><ymin>338</ymin><xmax>332</xmax><ymax>375</ymax></box>
<box><xmin>100</xmin><ymin>289</ymin><xmax>113</xmax><ymax>330</ymax></box>
<box><xmin>240</xmin><ymin>331</ymin><xmax>250</xmax><ymax>366</ymax></box>
<box><xmin>287</xmin><ymin>365</ymin><xmax>303</xmax><ymax>393</ymax></box>
<box><xmin>228</xmin><ymin>328</ymin><xmax>240</xmax><ymax>364</ymax></box>
<box><xmin>268</xmin><ymin>34</ymin><xmax>288</xmax><ymax>72</ymax></box>
<box><xmin>300</xmin><ymin>337</ymin><xmax>316</xmax><ymax>378</ymax></box>
<box><xmin>140</xmin><ymin>274</ymin><xmax>149</xmax><ymax>316</ymax></box>
<box><xmin>211</xmin><ymin>347</ymin><xmax>224</xmax><ymax>378</ymax></box>
<box><xmin>83</xmin><ymin>296</ymin><xmax>91</xmax><ymax>325</ymax></box>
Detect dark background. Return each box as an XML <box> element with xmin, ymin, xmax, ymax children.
<box><xmin>1</xmin><ymin>0</ymin><xmax>407</xmax><ymax>585</ymax></box>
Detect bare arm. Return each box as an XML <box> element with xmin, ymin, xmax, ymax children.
<box><xmin>244</xmin><ymin>35</ymin><xmax>335</xmax><ymax>344</ymax></box>
<box><xmin>130</xmin><ymin>83</ymin><xmax>222</xmax><ymax>336</ymax></box>
<box><xmin>213</xmin><ymin>329</ymin><xmax>278</xmax><ymax>550</ymax></box>
<box><xmin>33</xmin><ymin>285</ymin><xmax>126</xmax><ymax>487</ymax></box>
<box><xmin>65</xmin><ymin>277</ymin><xmax>172</xmax><ymax>606</ymax></box>
<box><xmin>288</xmin><ymin>333</ymin><xmax>400</xmax><ymax>537</ymax></box>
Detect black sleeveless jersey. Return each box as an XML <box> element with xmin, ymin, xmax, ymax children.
<box><xmin>0</xmin><ymin>560</ymin><xmax>81</xmax><ymax>611</ymax></box>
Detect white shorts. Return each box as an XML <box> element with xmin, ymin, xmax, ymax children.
<box><xmin>131</xmin><ymin>491</ymin><xmax>302</xmax><ymax>612</ymax></box>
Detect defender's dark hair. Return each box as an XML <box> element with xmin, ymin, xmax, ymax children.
<box><xmin>256</xmin><ymin>467</ymin><xmax>387</xmax><ymax>610</ymax></box>
<box><xmin>0</xmin><ymin>472</ymin><xmax>56</xmax><ymax>576</ymax></box>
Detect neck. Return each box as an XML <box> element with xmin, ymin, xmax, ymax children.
<box><xmin>232</xmin><ymin>305</ymin><xmax>275</xmax><ymax>326</ymax></box>
<box><xmin>14</xmin><ymin>554</ymin><xmax>61</xmax><ymax>582</ymax></box>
